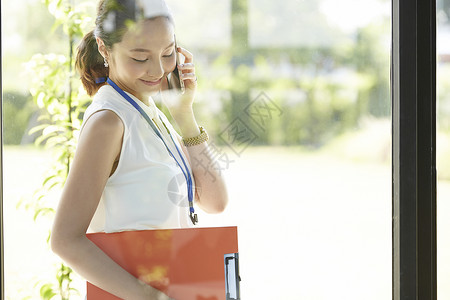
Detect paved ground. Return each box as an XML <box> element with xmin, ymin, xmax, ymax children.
<box><xmin>3</xmin><ymin>145</ymin><xmax>450</xmax><ymax>299</ymax></box>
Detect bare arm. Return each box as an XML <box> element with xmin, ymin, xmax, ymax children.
<box><xmin>50</xmin><ymin>110</ymin><xmax>170</xmax><ymax>300</ymax></box>
<box><xmin>174</xmin><ymin>109</ymin><xmax>229</xmax><ymax>214</ymax></box>
<box><xmin>161</xmin><ymin>46</ymin><xmax>228</xmax><ymax>214</ymax></box>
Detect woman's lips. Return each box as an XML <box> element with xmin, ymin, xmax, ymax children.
<box><xmin>140</xmin><ymin>78</ymin><xmax>162</xmax><ymax>86</ymax></box>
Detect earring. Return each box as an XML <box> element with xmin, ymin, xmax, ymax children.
<box><xmin>104</xmin><ymin>57</ymin><xmax>109</xmax><ymax>68</ymax></box>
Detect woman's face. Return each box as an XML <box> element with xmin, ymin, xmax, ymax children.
<box><xmin>107</xmin><ymin>17</ymin><xmax>176</xmax><ymax>100</ymax></box>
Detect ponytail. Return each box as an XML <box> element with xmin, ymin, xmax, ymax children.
<box><xmin>75</xmin><ymin>30</ymin><xmax>108</xmax><ymax>96</ymax></box>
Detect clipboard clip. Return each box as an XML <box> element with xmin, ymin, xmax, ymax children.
<box><xmin>224</xmin><ymin>253</ymin><xmax>241</xmax><ymax>300</ymax></box>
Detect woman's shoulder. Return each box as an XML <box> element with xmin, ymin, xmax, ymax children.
<box><xmin>83</xmin><ymin>109</ymin><xmax>124</xmax><ymax>135</ymax></box>
<box><xmin>81</xmin><ymin>85</ymin><xmax>130</xmax><ymax>133</ymax></box>
<box><xmin>84</xmin><ymin>85</ymin><xmax>133</xmax><ymax>122</ymax></box>
<box><xmin>91</xmin><ymin>85</ymin><xmax>126</xmax><ymax>108</ymax></box>
<box><xmin>81</xmin><ymin>103</ymin><xmax>124</xmax><ymax>140</ymax></box>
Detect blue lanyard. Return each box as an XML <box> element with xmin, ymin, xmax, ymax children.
<box><xmin>106</xmin><ymin>78</ymin><xmax>198</xmax><ymax>225</ymax></box>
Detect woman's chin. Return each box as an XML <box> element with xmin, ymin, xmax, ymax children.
<box><xmin>139</xmin><ymin>85</ymin><xmax>162</xmax><ymax>97</ymax></box>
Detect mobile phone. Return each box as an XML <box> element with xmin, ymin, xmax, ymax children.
<box><xmin>172</xmin><ymin>34</ymin><xmax>185</xmax><ymax>94</ymax></box>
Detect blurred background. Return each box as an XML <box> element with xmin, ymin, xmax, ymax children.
<box><xmin>1</xmin><ymin>0</ymin><xmax>449</xmax><ymax>299</ymax></box>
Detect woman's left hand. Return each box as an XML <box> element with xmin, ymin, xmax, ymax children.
<box><xmin>160</xmin><ymin>46</ymin><xmax>197</xmax><ymax>116</ymax></box>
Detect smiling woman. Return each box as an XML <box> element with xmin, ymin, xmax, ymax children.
<box><xmin>50</xmin><ymin>0</ymin><xmax>228</xmax><ymax>299</ymax></box>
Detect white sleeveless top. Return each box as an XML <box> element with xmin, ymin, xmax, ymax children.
<box><xmin>83</xmin><ymin>85</ymin><xmax>195</xmax><ymax>233</ymax></box>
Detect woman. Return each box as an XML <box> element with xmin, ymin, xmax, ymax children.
<box><xmin>50</xmin><ymin>0</ymin><xmax>228</xmax><ymax>299</ymax></box>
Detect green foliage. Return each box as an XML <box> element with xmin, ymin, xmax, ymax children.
<box><xmin>45</xmin><ymin>0</ymin><xmax>94</xmax><ymax>38</ymax></box>
<box><xmin>18</xmin><ymin>0</ymin><xmax>93</xmax><ymax>299</ymax></box>
<box><xmin>40</xmin><ymin>284</ymin><xmax>57</xmax><ymax>300</ymax></box>
<box><xmin>266</xmin><ymin>72</ymin><xmax>373</xmax><ymax>147</ymax></box>
<box><xmin>195</xmin><ymin>8</ymin><xmax>390</xmax><ymax>148</ymax></box>
<box><xmin>23</xmin><ymin>53</ymin><xmax>90</xmax><ymax>221</ymax></box>
<box><xmin>38</xmin><ymin>264</ymin><xmax>78</xmax><ymax>300</ymax></box>
<box><xmin>202</xmin><ymin>26</ymin><xmax>389</xmax><ymax>148</ymax></box>
<box><xmin>353</xmin><ymin>22</ymin><xmax>391</xmax><ymax>117</ymax></box>
<box><xmin>2</xmin><ymin>92</ymin><xmax>36</xmax><ymax>145</ymax></box>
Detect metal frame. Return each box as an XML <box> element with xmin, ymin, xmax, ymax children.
<box><xmin>392</xmin><ymin>0</ymin><xmax>437</xmax><ymax>299</ymax></box>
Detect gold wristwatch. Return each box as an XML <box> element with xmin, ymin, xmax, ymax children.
<box><xmin>182</xmin><ymin>126</ymin><xmax>209</xmax><ymax>147</ymax></box>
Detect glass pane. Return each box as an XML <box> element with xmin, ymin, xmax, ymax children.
<box><xmin>437</xmin><ymin>0</ymin><xmax>450</xmax><ymax>297</ymax></box>
<box><xmin>2</xmin><ymin>0</ymin><xmax>391</xmax><ymax>298</ymax></box>
<box><xmin>172</xmin><ymin>0</ymin><xmax>392</xmax><ymax>299</ymax></box>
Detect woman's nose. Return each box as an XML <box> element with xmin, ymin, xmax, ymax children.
<box><xmin>147</xmin><ymin>59</ymin><xmax>165</xmax><ymax>79</ymax></box>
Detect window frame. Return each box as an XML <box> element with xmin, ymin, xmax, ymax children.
<box><xmin>391</xmin><ymin>0</ymin><xmax>437</xmax><ymax>298</ymax></box>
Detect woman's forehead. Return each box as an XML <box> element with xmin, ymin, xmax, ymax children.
<box><xmin>119</xmin><ymin>17</ymin><xmax>174</xmax><ymax>50</ymax></box>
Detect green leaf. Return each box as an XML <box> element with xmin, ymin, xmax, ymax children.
<box><xmin>42</xmin><ymin>175</ymin><xmax>58</xmax><ymax>186</ymax></box>
<box><xmin>29</xmin><ymin>123</ymin><xmax>50</xmax><ymax>135</ymax></box>
<box><xmin>47</xmin><ymin>230</ymin><xmax>52</xmax><ymax>244</ymax></box>
<box><xmin>34</xmin><ymin>207</ymin><xmax>55</xmax><ymax>221</ymax></box>
<box><xmin>39</xmin><ymin>283</ymin><xmax>56</xmax><ymax>300</ymax></box>
<box><xmin>47</xmin><ymin>181</ymin><xmax>61</xmax><ymax>191</ymax></box>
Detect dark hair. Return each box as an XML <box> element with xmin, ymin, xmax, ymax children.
<box><xmin>76</xmin><ymin>0</ymin><xmax>174</xmax><ymax>96</ymax></box>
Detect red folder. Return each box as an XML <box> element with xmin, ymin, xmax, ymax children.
<box><xmin>86</xmin><ymin>226</ymin><xmax>240</xmax><ymax>300</ymax></box>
